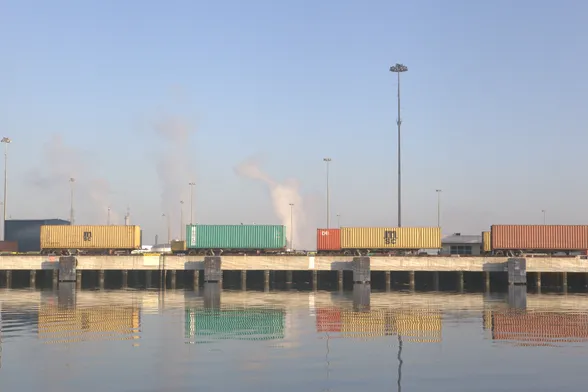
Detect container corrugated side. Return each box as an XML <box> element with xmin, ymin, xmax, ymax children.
<box><xmin>491</xmin><ymin>225</ymin><xmax>588</xmax><ymax>250</ymax></box>
<box><xmin>40</xmin><ymin>225</ymin><xmax>142</xmax><ymax>250</ymax></box>
<box><xmin>316</xmin><ymin>229</ymin><xmax>341</xmax><ymax>251</ymax></box>
<box><xmin>316</xmin><ymin>307</ymin><xmax>342</xmax><ymax>332</ymax></box>
<box><xmin>186</xmin><ymin>225</ymin><xmax>286</xmax><ymax>249</ymax></box>
<box><xmin>340</xmin><ymin>227</ymin><xmax>441</xmax><ymax>249</ymax></box>
<box><xmin>388</xmin><ymin>310</ymin><xmax>442</xmax><ymax>342</ymax></box>
<box><xmin>38</xmin><ymin>306</ymin><xmax>140</xmax><ymax>337</ymax></box>
<box><xmin>482</xmin><ymin>231</ymin><xmax>491</xmax><ymax>252</ymax></box>
<box><xmin>191</xmin><ymin>309</ymin><xmax>285</xmax><ymax>340</ymax></box>
<box><xmin>340</xmin><ymin>310</ymin><xmax>387</xmax><ymax>337</ymax></box>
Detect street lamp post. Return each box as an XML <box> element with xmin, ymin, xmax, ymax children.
<box><xmin>189</xmin><ymin>182</ymin><xmax>196</xmax><ymax>225</ymax></box>
<box><xmin>337</xmin><ymin>213</ymin><xmax>341</xmax><ymax>228</ymax></box>
<box><xmin>542</xmin><ymin>209</ymin><xmax>546</xmax><ymax>225</ymax></box>
<box><xmin>323</xmin><ymin>158</ymin><xmax>332</xmax><ymax>228</ymax></box>
<box><xmin>180</xmin><ymin>200</ymin><xmax>184</xmax><ymax>241</ymax></box>
<box><xmin>69</xmin><ymin>178</ymin><xmax>75</xmax><ymax>224</ymax></box>
<box><xmin>107</xmin><ymin>206</ymin><xmax>111</xmax><ymax>225</ymax></box>
<box><xmin>436</xmin><ymin>189</ymin><xmax>442</xmax><ymax>228</ymax></box>
<box><xmin>289</xmin><ymin>203</ymin><xmax>294</xmax><ymax>250</ymax></box>
<box><xmin>389</xmin><ymin>63</ymin><xmax>408</xmax><ymax>227</ymax></box>
<box><xmin>1</xmin><ymin>137</ymin><xmax>11</xmax><ymax>240</ymax></box>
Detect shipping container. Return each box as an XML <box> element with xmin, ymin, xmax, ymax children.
<box><xmin>316</xmin><ymin>228</ymin><xmax>341</xmax><ymax>251</ymax></box>
<box><xmin>491</xmin><ymin>225</ymin><xmax>588</xmax><ymax>251</ymax></box>
<box><xmin>185</xmin><ymin>308</ymin><xmax>285</xmax><ymax>341</ymax></box>
<box><xmin>5</xmin><ymin>219</ymin><xmax>70</xmax><ymax>252</ymax></box>
<box><xmin>0</xmin><ymin>241</ymin><xmax>18</xmax><ymax>252</ymax></box>
<box><xmin>171</xmin><ymin>240</ymin><xmax>186</xmax><ymax>252</ymax></box>
<box><xmin>340</xmin><ymin>227</ymin><xmax>441</xmax><ymax>250</ymax></box>
<box><xmin>340</xmin><ymin>309</ymin><xmax>387</xmax><ymax>337</ymax></box>
<box><xmin>482</xmin><ymin>231</ymin><xmax>491</xmax><ymax>253</ymax></box>
<box><xmin>490</xmin><ymin>311</ymin><xmax>588</xmax><ymax>344</ymax></box>
<box><xmin>388</xmin><ymin>310</ymin><xmax>442</xmax><ymax>342</ymax></box>
<box><xmin>316</xmin><ymin>307</ymin><xmax>342</xmax><ymax>332</ymax></box>
<box><xmin>185</xmin><ymin>224</ymin><xmax>286</xmax><ymax>250</ymax></box>
<box><xmin>40</xmin><ymin>225</ymin><xmax>142</xmax><ymax>251</ymax></box>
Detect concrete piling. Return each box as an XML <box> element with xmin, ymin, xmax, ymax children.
<box><xmin>204</xmin><ymin>256</ymin><xmax>222</xmax><ymax>283</ymax></box>
<box><xmin>352</xmin><ymin>257</ymin><xmax>370</xmax><ymax>284</ymax></box>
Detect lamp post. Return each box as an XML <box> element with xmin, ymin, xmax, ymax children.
<box><xmin>323</xmin><ymin>158</ymin><xmax>332</xmax><ymax>228</ymax></box>
<box><xmin>389</xmin><ymin>63</ymin><xmax>408</xmax><ymax>227</ymax></box>
<box><xmin>69</xmin><ymin>177</ymin><xmax>75</xmax><ymax>224</ymax></box>
<box><xmin>436</xmin><ymin>189</ymin><xmax>442</xmax><ymax>228</ymax></box>
<box><xmin>180</xmin><ymin>200</ymin><xmax>184</xmax><ymax>241</ymax></box>
<box><xmin>162</xmin><ymin>213</ymin><xmax>170</xmax><ymax>244</ymax></box>
<box><xmin>189</xmin><ymin>182</ymin><xmax>196</xmax><ymax>225</ymax></box>
<box><xmin>337</xmin><ymin>213</ymin><xmax>341</xmax><ymax>228</ymax></box>
<box><xmin>107</xmin><ymin>206</ymin><xmax>111</xmax><ymax>225</ymax></box>
<box><xmin>1</xmin><ymin>137</ymin><xmax>11</xmax><ymax>239</ymax></box>
<box><xmin>542</xmin><ymin>209</ymin><xmax>546</xmax><ymax>225</ymax></box>
<box><xmin>289</xmin><ymin>203</ymin><xmax>294</xmax><ymax>250</ymax></box>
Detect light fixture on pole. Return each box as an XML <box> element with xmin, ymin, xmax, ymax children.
<box><xmin>1</xmin><ymin>137</ymin><xmax>11</xmax><ymax>240</ymax></box>
<box><xmin>542</xmin><ymin>209</ymin><xmax>546</xmax><ymax>225</ymax></box>
<box><xmin>389</xmin><ymin>63</ymin><xmax>408</xmax><ymax>227</ymax></box>
<box><xmin>189</xmin><ymin>182</ymin><xmax>196</xmax><ymax>225</ymax></box>
<box><xmin>323</xmin><ymin>158</ymin><xmax>332</xmax><ymax>228</ymax></box>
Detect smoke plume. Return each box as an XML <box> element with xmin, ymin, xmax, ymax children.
<box><xmin>235</xmin><ymin>157</ymin><xmax>311</xmax><ymax>249</ymax></box>
<box><xmin>28</xmin><ymin>134</ymin><xmax>118</xmax><ymax>223</ymax></box>
<box><xmin>153</xmin><ymin>116</ymin><xmax>195</xmax><ymax>240</ymax></box>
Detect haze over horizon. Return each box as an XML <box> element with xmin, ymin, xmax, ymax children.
<box><xmin>2</xmin><ymin>0</ymin><xmax>587</xmax><ymax>249</ymax></box>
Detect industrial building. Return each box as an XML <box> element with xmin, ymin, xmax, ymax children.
<box><xmin>5</xmin><ymin>219</ymin><xmax>70</xmax><ymax>252</ymax></box>
<box><xmin>441</xmin><ymin>233</ymin><xmax>482</xmax><ymax>256</ymax></box>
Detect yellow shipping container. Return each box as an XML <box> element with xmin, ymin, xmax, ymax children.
<box><xmin>340</xmin><ymin>310</ymin><xmax>387</xmax><ymax>337</ymax></box>
<box><xmin>40</xmin><ymin>225</ymin><xmax>142</xmax><ymax>250</ymax></box>
<box><xmin>171</xmin><ymin>240</ymin><xmax>186</xmax><ymax>252</ymax></box>
<box><xmin>341</xmin><ymin>227</ymin><xmax>441</xmax><ymax>250</ymax></box>
<box><xmin>482</xmin><ymin>231</ymin><xmax>491</xmax><ymax>253</ymax></box>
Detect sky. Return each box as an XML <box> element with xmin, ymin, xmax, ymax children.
<box><xmin>1</xmin><ymin>0</ymin><xmax>588</xmax><ymax>249</ymax></box>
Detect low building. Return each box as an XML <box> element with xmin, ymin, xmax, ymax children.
<box><xmin>441</xmin><ymin>233</ymin><xmax>482</xmax><ymax>256</ymax></box>
<box><xmin>5</xmin><ymin>219</ymin><xmax>70</xmax><ymax>252</ymax></box>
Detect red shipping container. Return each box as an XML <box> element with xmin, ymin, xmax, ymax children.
<box><xmin>316</xmin><ymin>228</ymin><xmax>341</xmax><ymax>251</ymax></box>
<box><xmin>316</xmin><ymin>307</ymin><xmax>342</xmax><ymax>333</ymax></box>
<box><xmin>491</xmin><ymin>225</ymin><xmax>588</xmax><ymax>251</ymax></box>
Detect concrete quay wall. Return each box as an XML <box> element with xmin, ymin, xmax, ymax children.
<box><xmin>0</xmin><ymin>255</ymin><xmax>587</xmax><ymax>272</ymax></box>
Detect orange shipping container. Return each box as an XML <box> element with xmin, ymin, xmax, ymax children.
<box><xmin>491</xmin><ymin>311</ymin><xmax>588</xmax><ymax>343</ymax></box>
<box><xmin>491</xmin><ymin>225</ymin><xmax>588</xmax><ymax>251</ymax></box>
<box><xmin>316</xmin><ymin>229</ymin><xmax>341</xmax><ymax>251</ymax></box>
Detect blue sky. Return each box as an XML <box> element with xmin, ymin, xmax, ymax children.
<box><xmin>2</xmin><ymin>0</ymin><xmax>587</xmax><ymax>248</ymax></box>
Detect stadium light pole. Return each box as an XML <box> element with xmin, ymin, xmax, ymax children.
<box><xmin>69</xmin><ymin>177</ymin><xmax>75</xmax><ymax>224</ymax></box>
<box><xmin>436</xmin><ymin>189</ymin><xmax>442</xmax><ymax>228</ymax></box>
<box><xmin>189</xmin><ymin>182</ymin><xmax>196</xmax><ymax>225</ymax></box>
<box><xmin>289</xmin><ymin>203</ymin><xmax>294</xmax><ymax>250</ymax></box>
<box><xmin>1</xmin><ymin>137</ymin><xmax>11</xmax><ymax>240</ymax></box>
<box><xmin>323</xmin><ymin>158</ymin><xmax>332</xmax><ymax>228</ymax></box>
<box><xmin>389</xmin><ymin>63</ymin><xmax>408</xmax><ymax>227</ymax></box>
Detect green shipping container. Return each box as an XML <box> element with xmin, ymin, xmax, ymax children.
<box><xmin>185</xmin><ymin>224</ymin><xmax>287</xmax><ymax>250</ymax></box>
<box><xmin>184</xmin><ymin>308</ymin><xmax>285</xmax><ymax>341</ymax></box>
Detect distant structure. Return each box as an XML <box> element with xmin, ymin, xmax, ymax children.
<box><xmin>124</xmin><ymin>207</ymin><xmax>130</xmax><ymax>226</ymax></box>
<box><xmin>441</xmin><ymin>233</ymin><xmax>482</xmax><ymax>256</ymax></box>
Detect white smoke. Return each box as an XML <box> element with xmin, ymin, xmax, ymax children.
<box><xmin>153</xmin><ymin>116</ymin><xmax>195</xmax><ymax>239</ymax></box>
<box><xmin>235</xmin><ymin>157</ymin><xmax>308</xmax><ymax>249</ymax></box>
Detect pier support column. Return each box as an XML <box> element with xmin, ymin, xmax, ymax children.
<box><xmin>264</xmin><ymin>270</ymin><xmax>270</xmax><ymax>292</ymax></box>
<box><xmin>433</xmin><ymin>272</ymin><xmax>440</xmax><ymax>291</ymax></box>
<box><xmin>52</xmin><ymin>269</ymin><xmax>58</xmax><ymax>289</ymax></box>
<box><xmin>352</xmin><ymin>257</ymin><xmax>371</xmax><ymax>284</ymax></box>
<box><xmin>98</xmin><ymin>270</ymin><xmax>105</xmax><ymax>289</ymax></box>
<box><xmin>76</xmin><ymin>271</ymin><xmax>82</xmax><ymax>289</ymax></box>
<box><xmin>170</xmin><ymin>270</ymin><xmax>177</xmax><ymax>290</ymax></box>
<box><xmin>507</xmin><ymin>284</ymin><xmax>527</xmax><ymax>310</ymax></box>
<box><xmin>353</xmin><ymin>283</ymin><xmax>370</xmax><ymax>312</ymax></box>
<box><xmin>338</xmin><ymin>270</ymin><xmax>345</xmax><ymax>291</ymax></box>
<box><xmin>311</xmin><ymin>270</ymin><xmax>318</xmax><ymax>291</ymax></box>
<box><xmin>29</xmin><ymin>270</ymin><xmax>36</xmax><ymax>288</ymax></box>
<box><xmin>146</xmin><ymin>270</ymin><xmax>152</xmax><ymax>288</ymax></box>
<box><xmin>241</xmin><ymin>270</ymin><xmax>247</xmax><ymax>290</ymax></box>
<box><xmin>193</xmin><ymin>270</ymin><xmax>199</xmax><ymax>289</ymax></box>
<box><xmin>204</xmin><ymin>256</ymin><xmax>222</xmax><ymax>283</ymax></box>
<box><xmin>409</xmin><ymin>271</ymin><xmax>415</xmax><ymax>291</ymax></box>
<box><xmin>203</xmin><ymin>282</ymin><xmax>221</xmax><ymax>310</ymax></box>
<box><xmin>457</xmin><ymin>271</ymin><xmax>464</xmax><ymax>292</ymax></box>
<box><xmin>562</xmin><ymin>272</ymin><xmax>568</xmax><ymax>293</ymax></box>
<box><xmin>5</xmin><ymin>270</ymin><xmax>12</xmax><ymax>288</ymax></box>
<box><xmin>536</xmin><ymin>272</ymin><xmax>541</xmax><ymax>291</ymax></box>
<box><xmin>286</xmin><ymin>271</ymin><xmax>293</xmax><ymax>286</ymax></box>
<box><xmin>385</xmin><ymin>271</ymin><xmax>391</xmax><ymax>292</ymax></box>
<box><xmin>507</xmin><ymin>258</ymin><xmax>527</xmax><ymax>286</ymax></box>
<box><xmin>484</xmin><ymin>271</ymin><xmax>491</xmax><ymax>292</ymax></box>
<box><xmin>122</xmin><ymin>270</ymin><xmax>128</xmax><ymax>289</ymax></box>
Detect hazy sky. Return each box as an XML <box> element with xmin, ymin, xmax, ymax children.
<box><xmin>2</xmin><ymin>0</ymin><xmax>587</xmax><ymax>249</ymax></box>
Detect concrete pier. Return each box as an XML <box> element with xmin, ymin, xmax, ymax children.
<box><xmin>457</xmin><ymin>271</ymin><xmax>464</xmax><ymax>292</ymax></box>
<box><xmin>98</xmin><ymin>270</ymin><xmax>105</xmax><ymax>289</ymax></box>
<box><xmin>385</xmin><ymin>271</ymin><xmax>391</xmax><ymax>291</ymax></box>
<box><xmin>29</xmin><ymin>270</ymin><xmax>36</xmax><ymax>287</ymax></box>
<box><xmin>507</xmin><ymin>258</ymin><xmax>527</xmax><ymax>285</ymax></box>
<box><xmin>241</xmin><ymin>270</ymin><xmax>247</xmax><ymax>289</ymax></box>
<box><xmin>286</xmin><ymin>271</ymin><xmax>293</xmax><ymax>285</ymax></box>
<box><xmin>204</xmin><ymin>256</ymin><xmax>222</xmax><ymax>283</ymax></box>
<box><xmin>338</xmin><ymin>270</ymin><xmax>344</xmax><ymax>291</ymax></box>
<box><xmin>352</xmin><ymin>257</ymin><xmax>370</xmax><ymax>284</ymax></box>
<box><xmin>122</xmin><ymin>270</ymin><xmax>128</xmax><ymax>288</ymax></box>
<box><xmin>264</xmin><ymin>270</ymin><xmax>270</xmax><ymax>292</ymax></box>
<box><xmin>409</xmin><ymin>271</ymin><xmax>415</xmax><ymax>291</ymax></box>
<box><xmin>352</xmin><ymin>283</ymin><xmax>370</xmax><ymax>312</ymax></box>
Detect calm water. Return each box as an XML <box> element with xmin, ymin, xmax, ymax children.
<box><xmin>1</xmin><ymin>286</ymin><xmax>588</xmax><ymax>391</ymax></box>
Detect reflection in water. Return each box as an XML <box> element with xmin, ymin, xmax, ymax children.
<box><xmin>2</xmin><ymin>289</ymin><xmax>588</xmax><ymax>391</ymax></box>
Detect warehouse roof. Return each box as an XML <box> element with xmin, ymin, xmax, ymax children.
<box><xmin>442</xmin><ymin>233</ymin><xmax>482</xmax><ymax>244</ymax></box>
